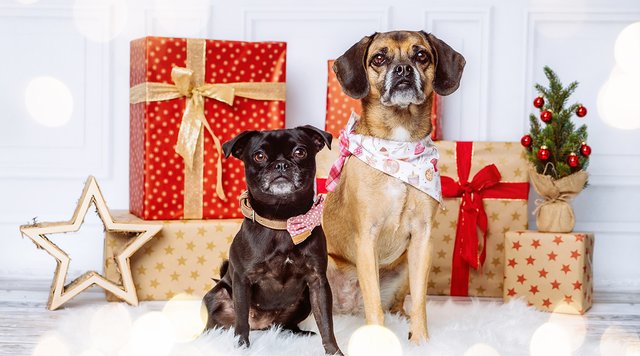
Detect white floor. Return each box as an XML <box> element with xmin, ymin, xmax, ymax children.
<box><xmin>1</xmin><ymin>278</ymin><xmax>639</xmax><ymax>356</ymax></box>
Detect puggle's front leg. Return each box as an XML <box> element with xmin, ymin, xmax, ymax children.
<box><xmin>356</xmin><ymin>231</ymin><xmax>385</xmax><ymax>326</ymax></box>
<box><xmin>231</xmin><ymin>271</ymin><xmax>251</xmax><ymax>347</ymax></box>
<box><xmin>407</xmin><ymin>200</ymin><xmax>437</xmax><ymax>343</ymax></box>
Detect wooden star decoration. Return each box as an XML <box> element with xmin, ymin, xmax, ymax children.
<box><xmin>19</xmin><ymin>176</ymin><xmax>162</xmax><ymax>310</ymax></box>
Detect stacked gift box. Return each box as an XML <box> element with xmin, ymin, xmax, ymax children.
<box><xmin>104</xmin><ymin>36</ymin><xmax>287</xmax><ymax>301</ymax></box>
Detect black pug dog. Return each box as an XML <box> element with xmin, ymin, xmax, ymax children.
<box><xmin>203</xmin><ymin>126</ymin><xmax>343</xmax><ymax>356</ymax></box>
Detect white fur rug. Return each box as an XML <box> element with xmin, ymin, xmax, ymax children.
<box><xmin>36</xmin><ymin>298</ymin><xmax>605</xmax><ymax>356</ymax></box>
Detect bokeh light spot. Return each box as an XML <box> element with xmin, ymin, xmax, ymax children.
<box><xmin>25</xmin><ymin>76</ymin><xmax>73</xmax><ymax>127</ymax></box>
<box><xmin>348</xmin><ymin>324</ymin><xmax>402</xmax><ymax>356</ymax></box>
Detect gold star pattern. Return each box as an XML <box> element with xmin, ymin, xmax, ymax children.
<box><xmin>170</xmin><ymin>272</ymin><xmax>180</xmax><ymax>281</ymax></box>
<box><xmin>197</xmin><ymin>255</ymin><xmax>207</xmax><ymax>265</ymax></box>
<box><xmin>489</xmin><ymin>212</ymin><xmax>500</xmax><ymax>222</ymax></box>
<box><xmin>511</xmin><ymin>211</ymin><xmax>521</xmax><ymax>221</ymax></box>
<box><xmin>150</xmin><ymin>279</ymin><xmax>160</xmax><ymax>288</ymax></box>
<box><xmin>437</xmin><ymin>250</ymin><xmax>446</xmax><ymax>259</ymax></box>
<box><xmin>175</xmin><ymin>230</ymin><xmax>185</xmax><ymax>239</ymax></box>
<box><xmin>190</xmin><ymin>271</ymin><xmax>200</xmax><ymax>280</ymax></box>
<box><xmin>431</xmin><ymin>266</ymin><xmax>441</xmax><ymax>274</ymax></box>
<box><xmin>185</xmin><ymin>287</ymin><xmax>195</xmax><ymax>295</ymax></box>
<box><xmin>197</xmin><ymin>227</ymin><xmax>207</xmax><ymax>236</ymax></box>
<box><xmin>215</xmin><ymin>224</ymin><xmax>224</xmax><ymax>232</ymax></box>
<box><xmin>439</xmin><ymin>163</ymin><xmax>449</xmax><ymax>174</ymax></box>
<box><xmin>155</xmin><ymin>262</ymin><xmax>165</xmax><ymax>272</ymax></box>
<box><xmin>442</xmin><ymin>234</ymin><xmax>452</xmax><ymax>244</ymax></box>
<box><xmin>177</xmin><ymin>256</ymin><xmax>187</xmax><ymax>265</ymax></box>
<box><xmin>19</xmin><ymin>176</ymin><xmax>161</xmax><ymax>310</ymax></box>
<box><xmin>206</xmin><ymin>242</ymin><xmax>216</xmax><ymax>251</ymax></box>
<box><xmin>137</xmin><ymin>266</ymin><xmax>147</xmax><ymax>275</ymax></box>
<box><xmin>186</xmin><ymin>241</ymin><xmax>195</xmax><ymax>251</ymax></box>
<box><xmin>164</xmin><ymin>245</ymin><xmax>174</xmax><ymax>255</ymax></box>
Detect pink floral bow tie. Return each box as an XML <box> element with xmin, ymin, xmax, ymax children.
<box><xmin>286</xmin><ymin>196</ymin><xmax>325</xmax><ymax>245</ymax></box>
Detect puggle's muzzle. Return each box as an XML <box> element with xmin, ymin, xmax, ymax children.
<box><xmin>382</xmin><ymin>62</ymin><xmax>425</xmax><ymax>107</ymax></box>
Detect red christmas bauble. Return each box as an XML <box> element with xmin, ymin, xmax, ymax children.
<box><xmin>576</xmin><ymin>105</ymin><xmax>587</xmax><ymax>117</ymax></box>
<box><xmin>533</xmin><ymin>96</ymin><xmax>545</xmax><ymax>108</ymax></box>
<box><xmin>540</xmin><ymin>110</ymin><xmax>553</xmax><ymax>123</ymax></box>
<box><xmin>521</xmin><ymin>134</ymin><xmax>533</xmax><ymax>148</ymax></box>
<box><xmin>580</xmin><ymin>142</ymin><xmax>591</xmax><ymax>156</ymax></box>
<box><xmin>537</xmin><ymin>146</ymin><xmax>550</xmax><ymax>161</ymax></box>
<box><xmin>568</xmin><ymin>153</ymin><xmax>580</xmax><ymax>168</ymax></box>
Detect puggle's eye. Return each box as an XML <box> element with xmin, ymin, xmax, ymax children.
<box><xmin>371</xmin><ymin>53</ymin><xmax>386</xmax><ymax>66</ymax></box>
<box><xmin>253</xmin><ymin>151</ymin><xmax>267</xmax><ymax>163</ymax></box>
<box><xmin>293</xmin><ymin>147</ymin><xmax>307</xmax><ymax>159</ymax></box>
<box><xmin>415</xmin><ymin>50</ymin><xmax>429</xmax><ymax>64</ymax></box>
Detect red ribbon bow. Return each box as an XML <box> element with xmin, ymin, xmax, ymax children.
<box><xmin>441</xmin><ymin>142</ymin><xmax>529</xmax><ymax>296</ymax></box>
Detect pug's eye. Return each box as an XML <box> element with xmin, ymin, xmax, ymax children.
<box><xmin>371</xmin><ymin>53</ymin><xmax>386</xmax><ymax>67</ymax></box>
<box><xmin>415</xmin><ymin>50</ymin><xmax>429</xmax><ymax>64</ymax></box>
<box><xmin>253</xmin><ymin>151</ymin><xmax>267</xmax><ymax>163</ymax></box>
<box><xmin>293</xmin><ymin>147</ymin><xmax>307</xmax><ymax>159</ymax></box>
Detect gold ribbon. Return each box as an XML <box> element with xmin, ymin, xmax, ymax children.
<box><xmin>130</xmin><ymin>38</ymin><xmax>286</xmax><ymax>219</ymax></box>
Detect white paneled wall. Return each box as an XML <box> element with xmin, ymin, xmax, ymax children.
<box><xmin>1</xmin><ymin>0</ymin><xmax>639</xmax><ymax>290</ymax></box>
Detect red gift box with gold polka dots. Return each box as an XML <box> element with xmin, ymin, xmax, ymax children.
<box><xmin>503</xmin><ymin>230</ymin><xmax>594</xmax><ymax>315</ymax></box>
<box><xmin>129</xmin><ymin>37</ymin><xmax>286</xmax><ymax>220</ymax></box>
<box><xmin>325</xmin><ymin>60</ymin><xmax>441</xmax><ymax>140</ymax></box>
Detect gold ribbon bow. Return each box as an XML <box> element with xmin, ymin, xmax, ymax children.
<box><xmin>130</xmin><ymin>38</ymin><xmax>286</xmax><ymax>219</ymax></box>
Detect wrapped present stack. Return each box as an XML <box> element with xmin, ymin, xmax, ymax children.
<box><xmin>104</xmin><ymin>36</ymin><xmax>287</xmax><ymax>301</ymax></box>
<box><xmin>427</xmin><ymin>141</ymin><xmax>530</xmax><ymax>297</ymax></box>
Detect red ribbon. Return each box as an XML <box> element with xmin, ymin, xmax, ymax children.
<box><xmin>441</xmin><ymin>142</ymin><xmax>529</xmax><ymax>296</ymax></box>
<box><xmin>316</xmin><ymin>178</ymin><xmax>328</xmax><ymax>195</ymax></box>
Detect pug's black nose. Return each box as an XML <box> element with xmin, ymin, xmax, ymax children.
<box><xmin>394</xmin><ymin>64</ymin><xmax>413</xmax><ymax>77</ymax></box>
<box><xmin>275</xmin><ymin>161</ymin><xmax>289</xmax><ymax>172</ymax></box>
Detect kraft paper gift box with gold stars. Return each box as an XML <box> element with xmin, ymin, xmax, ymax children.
<box><xmin>315</xmin><ymin>141</ymin><xmax>530</xmax><ymax>296</ymax></box>
<box><xmin>503</xmin><ymin>230</ymin><xmax>594</xmax><ymax>315</ymax></box>
<box><xmin>427</xmin><ymin>141</ymin><xmax>530</xmax><ymax>297</ymax></box>
<box><xmin>104</xmin><ymin>211</ymin><xmax>241</xmax><ymax>301</ymax></box>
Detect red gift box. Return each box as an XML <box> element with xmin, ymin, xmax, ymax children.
<box><xmin>325</xmin><ymin>60</ymin><xmax>441</xmax><ymax>140</ymax></box>
<box><xmin>129</xmin><ymin>37</ymin><xmax>286</xmax><ymax>220</ymax></box>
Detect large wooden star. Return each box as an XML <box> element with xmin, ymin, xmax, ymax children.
<box><xmin>19</xmin><ymin>176</ymin><xmax>161</xmax><ymax>310</ymax></box>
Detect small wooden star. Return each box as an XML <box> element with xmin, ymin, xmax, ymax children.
<box><xmin>19</xmin><ymin>176</ymin><xmax>162</xmax><ymax>310</ymax></box>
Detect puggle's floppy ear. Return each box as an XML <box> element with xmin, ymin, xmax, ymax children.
<box><xmin>333</xmin><ymin>33</ymin><xmax>377</xmax><ymax>99</ymax></box>
<box><xmin>420</xmin><ymin>31</ymin><xmax>466</xmax><ymax>96</ymax></box>
<box><xmin>222</xmin><ymin>130</ymin><xmax>258</xmax><ymax>159</ymax></box>
<box><xmin>298</xmin><ymin>125</ymin><xmax>333</xmax><ymax>151</ymax></box>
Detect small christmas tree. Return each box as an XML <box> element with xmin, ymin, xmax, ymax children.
<box><xmin>521</xmin><ymin>66</ymin><xmax>591</xmax><ymax>179</ymax></box>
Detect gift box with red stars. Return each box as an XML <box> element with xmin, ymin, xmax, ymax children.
<box><xmin>129</xmin><ymin>36</ymin><xmax>286</xmax><ymax>220</ymax></box>
<box><xmin>503</xmin><ymin>230</ymin><xmax>594</xmax><ymax>314</ymax></box>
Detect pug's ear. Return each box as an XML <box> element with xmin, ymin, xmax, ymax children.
<box><xmin>420</xmin><ymin>31</ymin><xmax>466</xmax><ymax>96</ymax></box>
<box><xmin>333</xmin><ymin>33</ymin><xmax>377</xmax><ymax>99</ymax></box>
<box><xmin>298</xmin><ymin>125</ymin><xmax>333</xmax><ymax>151</ymax></box>
<box><xmin>222</xmin><ymin>130</ymin><xmax>258</xmax><ymax>159</ymax></box>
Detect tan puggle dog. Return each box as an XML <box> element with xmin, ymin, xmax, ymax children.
<box><xmin>323</xmin><ymin>30</ymin><xmax>465</xmax><ymax>343</ymax></box>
